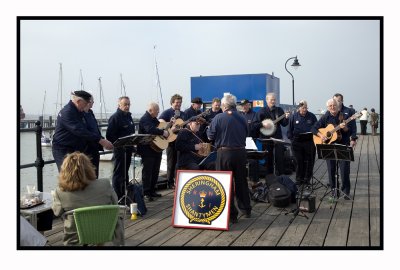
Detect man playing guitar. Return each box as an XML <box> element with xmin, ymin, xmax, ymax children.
<box><xmin>159</xmin><ymin>94</ymin><xmax>185</xmax><ymax>189</ymax></box>
<box><xmin>311</xmin><ymin>94</ymin><xmax>358</xmax><ymax>199</ymax></box>
<box><xmin>137</xmin><ymin>102</ymin><xmax>169</xmax><ymax>201</ymax></box>
<box><xmin>253</xmin><ymin>93</ymin><xmax>290</xmax><ymax>176</ymax></box>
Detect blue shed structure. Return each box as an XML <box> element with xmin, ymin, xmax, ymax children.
<box><xmin>190</xmin><ymin>73</ymin><xmax>280</xmax><ymax>111</ymax></box>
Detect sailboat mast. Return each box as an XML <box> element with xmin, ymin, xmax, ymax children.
<box><xmin>42</xmin><ymin>90</ymin><xmax>46</xmax><ymax>121</ymax></box>
<box><xmin>154</xmin><ymin>45</ymin><xmax>164</xmax><ymax>111</ymax></box>
<box><xmin>79</xmin><ymin>69</ymin><xmax>85</xmax><ymax>90</ymax></box>
<box><xmin>56</xmin><ymin>63</ymin><xmax>63</xmax><ymax>115</ymax></box>
<box><xmin>120</xmin><ymin>73</ymin><xmax>126</xmax><ymax>96</ymax></box>
<box><xmin>98</xmin><ymin>77</ymin><xmax>108</xmax><ymax>124</ymax></box>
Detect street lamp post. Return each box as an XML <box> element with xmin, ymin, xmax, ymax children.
<box><xmin>285</xmin><ymin>56</ymin><xmax>301</xmax><ymax>105</ymax></box>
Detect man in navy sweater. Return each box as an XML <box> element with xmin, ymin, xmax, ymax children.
<box><xmin>106</xmin><ymin>96</ymin><xmax>135</xmax><ymax>201</ymax></box>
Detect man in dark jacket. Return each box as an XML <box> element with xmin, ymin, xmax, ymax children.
<box><xmin>253</xmin><ymin>93</ymin><xmax>289</xmax><ymax>176</ymax></box>
<box><xmin>184</xmin><ymin>97</ymin><xmax>203</xmax><ymax>120</ymax></box>
<box><xmin>158</xmin><ymin>94</ymin><xmax>185</xmax><ymax>189</ymax></box>
<box><xmin>83</xmin><ymin>96</ymin><xmax>103</xmax><ymax>178</ymax></box>
<box><xmin>52</xmin><ymin>90</ymin><xmax>113</xmax><ymax>171</ymax></box>
<box><xmin>207</xmin><ymin>94</ymin><xmax>252</xmax><ymax>224</ymax></box>
<box><xmin>311</xmin><ymin>94</ymin><xmax>358</xmax><ymax>199</ymax></box>
<box><xmin>138</xmin><ymin>102</ymin><xmax>169</xmax><ymax>201</ymax></box>
<box><xmin>106</xmin><ymin>96</ymin><xmax>136</xmax><ymax>201</ymax></box>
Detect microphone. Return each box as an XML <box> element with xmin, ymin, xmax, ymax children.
<box><xmin>174</xmin><ymin>110</ymin><xmax>181</xmax><ymax>118</ymax></box>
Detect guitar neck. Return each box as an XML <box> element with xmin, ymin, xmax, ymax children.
<box><xmin>181</xmin><ymin>111</ymin><xmax>210</xmax><ymax>127</ymax></box>
<box><xmin>331</xmin><ymin>114</ymin><xmax>358</xmax><ymax>133</ymax></box>
<box><xmin>273</xmin><ymin>113</ymin><xmax>287</xmax><ymax>124</ymax></box>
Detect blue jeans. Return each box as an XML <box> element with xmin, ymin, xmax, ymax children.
<box><xmin>52</xmin><ymin>146</ymin><xmax>74</xmax><ymax>172</ymax></box>
<box><xmin>327</xmin><ymin>159</ymin><xmax>351</xmax><ymax>194</ymax></box>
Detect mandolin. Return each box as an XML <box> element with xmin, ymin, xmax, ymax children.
<box><xmin>313</xmin><ymin>112</ymin><xmax>361</xmax><ymax>145</ymax></box>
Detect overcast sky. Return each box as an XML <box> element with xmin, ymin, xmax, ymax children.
<box><xmin>20</xmin><ymin>19</ymin><xmax>380</xmax><ymax>117</ymax></box>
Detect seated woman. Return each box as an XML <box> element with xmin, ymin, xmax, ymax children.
<box><xmin>175</xmin><ymin>117</ymin><xmax>215</xmax><ymax>170</ymax></box>
<box><xmin>52</xmin><ymin>151</ymin><xmax>124</xmax><ymax>246</ymax></box>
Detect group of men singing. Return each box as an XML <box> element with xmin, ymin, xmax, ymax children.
<box><xmin>52</xmin><ymin>90</ymin><xmax>357</xmax><ymax>223</ymax></box>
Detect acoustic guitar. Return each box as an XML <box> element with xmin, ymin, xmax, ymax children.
<box><xmin>313</xmin><ymin>112</ymin><xmax>361</xmax><ymax>145</ymax></box>
<box><xmin>151</xmin><ymin>110</ymin><xmax>210</xmax><ymax>151</ymax></box>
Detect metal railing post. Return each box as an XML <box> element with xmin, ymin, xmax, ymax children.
<box><xmin>35</xmin><ymin>121</ymin><xmax>44</xmax><ymax>191</ymax></box>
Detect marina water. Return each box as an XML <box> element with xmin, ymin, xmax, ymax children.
<box><xmin>20</xmin><ymin>132</ymin><xmax>119</xmax><ymax>194</ymax></box>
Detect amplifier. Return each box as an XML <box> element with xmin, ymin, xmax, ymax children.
<box><xmin>297</xmin><ymin>192</ymin><xmax>316</xmax><ymax>213</ymax></box>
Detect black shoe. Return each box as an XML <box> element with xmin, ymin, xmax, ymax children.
<box><xmin>144</xmin><ymin>195</ymin><xmax>154</xmax><ymax>202</ymax></box>
<box><xmin>230</xmin><ymin>216</ymin><xmax>238</xmax><ymax>224</ymax></box>
<box><xmin>150</xmin><ymin>192</ymin><xmax>162</xmax><ymax>197</ymax></box>
<box><xmin>167</xmin><ymin>183</ymin><xmax>175</xmax><ymax>189</ymax></box>
<box><xmin>343</xmin><ymin>193</ymin><xmax>351</xmax><ymax>200</ymax></box>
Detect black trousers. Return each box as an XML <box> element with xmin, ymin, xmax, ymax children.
<box><xmin>291</xmin><ymin>139</ymin><xmax>316</xmax><ymax>183</ymax></box>
<box><xmin>141</xmin><ymin>155</ymin><xmax>162</xmax><ymax>195</ymax></box>
<box><xmin>112</xmin><ymin>147</ymin><xmax>133</xmax><ymax>200</ymax></box>
<box><xmin>360</xmin><ymin>120</ymin><xmax>368</xmax><ymax>135</ymax></box>
<box><xmin>85</xmin><ymin>150</ymin><xmax>100</xmax><ymax>178</ymax></box>
<box><xmin>216</xmin><ymin>148</ymin><xmax>251</xmax><ymax>219</ymax></box>
<box><xmin>166</xmin><ymin>142</ymin><xmax>178</xmax><ymax>185</ymax></box>
<box><xmin>263</xmin><ymin>141</ymin><xmax>285</xmax><ymax>176</ymax></box>
<box><xmin>52</xmin><ymin>146</ymin><xmax>74</xmax><ymax>172</ymax></box>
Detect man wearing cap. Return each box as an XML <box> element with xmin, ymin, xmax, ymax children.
<box><xmin>287</xmin><ymin>100</ymin><xmax>317</xmax><ymax>185</ymax></box>
<box><xmin>239</xmin><ymin>99</ymin><xmax>256</xmax><ymax>137</ymax></box>
<box><xmin>106</xmin><ymin>96</ymin><xmax>136</xmax><ymax>201</ymax></box>
<box><xmin>52</xmin><ymin>90</ymin><xmax>113</xmax><ymax>171</ymax></box>
<box><xmin>184</xmin><ymin>97</ymin><xmax>203</xmax><ymax>119</ymax></box>
<box><xmin>175</xmin><ymin>117</ymin><xmax>214</xmax><ymax>170</ymax></box>
<box><xmin>239</xmin><ymin>99</ymin><xmax>259</xmax><ymax>183</ymax></box>
<box><xmin>207</xmin><ymin>94</ymin><xmax>252</xmax><ymax>224</ymax></box>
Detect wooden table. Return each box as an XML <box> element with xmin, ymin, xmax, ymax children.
<box><xmin>20</xmin><ymin>192</ymin><xmax>52</xmax><ymax>229</ymax></box>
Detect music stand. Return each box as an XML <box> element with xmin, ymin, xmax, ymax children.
<box><xmin>246</xmin><ymin>150</ymin><xmax>267</xmax><ymax>182</ymax></box>
<box><xmin>257</xmin><ymin>138</ymin><xmax>291</xmax><ymax>176</ymax></box>
<box><xmin>113</xmin><ymin>134</ymin><xmax>155</xmax><ymax>206</ymax></box>
<box><xmin>317</xmin><ymin>143</ymin><xmax>354</xmax><ymax>207</ymax></box>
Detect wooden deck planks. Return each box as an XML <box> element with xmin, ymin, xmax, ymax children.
<box><xmin>42</xmin><ymin>135</ymin><xmax>382</xmax><ymax>248</ymax></box>
<box><xmin>347</xmin><ymin>135</ymin><xmax>372</xmax><ymax>246</ymax></box>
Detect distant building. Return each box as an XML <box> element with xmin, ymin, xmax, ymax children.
<box><xmin>20</xmin><ymin>105</ymin><xmax>26</xmax><ymax>128</ymax></box>
<box><xmin>20</xmin><ymin>105</ymin><xmax>25</xmax><ymax>120</ymax></box>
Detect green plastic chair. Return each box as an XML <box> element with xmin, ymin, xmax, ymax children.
<box><xmin>65</xmin><ymin>205</ymin><xmax>121</xmax><ymax>245</ymax></box>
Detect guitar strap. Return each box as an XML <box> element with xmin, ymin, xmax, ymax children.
<box><xmin>266</xmin><ymin>106</ymin><xmax>276</xmax><ymax>120</ymax></box>
<box><xmin>275</xmin><ymin>110</ymin><xmax>280</xmax><ymax>121</ymax></box>
<box><xmin>339</xmin><ymin>112</ymin><xmax>344</xmax><ymax>123</ymax></box>
<box><xmin>186</xmin><ymin>127</ymin><xmax>203</xmax><ymax>144</ymax></box>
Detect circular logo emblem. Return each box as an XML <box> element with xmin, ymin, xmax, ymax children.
<box><xmin>180</xmin><ymin>175</ymin><xmax>226</xmax><ymax>225</ymax></box>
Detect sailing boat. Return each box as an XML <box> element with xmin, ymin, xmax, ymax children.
<box><xmin>41</xmin><ymin>90</ymin><xmax>52</xmax><ymax>147</ymax></box>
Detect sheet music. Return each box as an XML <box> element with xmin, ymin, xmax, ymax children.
<box><xmin>257</xmin><ymin>137</ymin><xmax>291</xmax><ymax>145</ymax></box>
<box><xmin>245</xmin><ymin>137</ymin><xmax>257</xmax><ymax>150</ymax></box>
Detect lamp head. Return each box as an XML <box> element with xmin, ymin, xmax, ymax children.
<box><xmin>291</xmin><ymin>57</ymin><xmax>301</xmax><ymax>70</ymax></box>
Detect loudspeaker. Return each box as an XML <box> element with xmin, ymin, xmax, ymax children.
<box><xmin>298</xmin><ymin>194</ymin><xmax>316</xmax><ymax>213</ymax></box>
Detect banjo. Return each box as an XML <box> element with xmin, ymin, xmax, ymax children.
<box><xmin>260</xmin><ymin>112</ymin><xmax>289</xmax><ymax>136</ymax></box>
